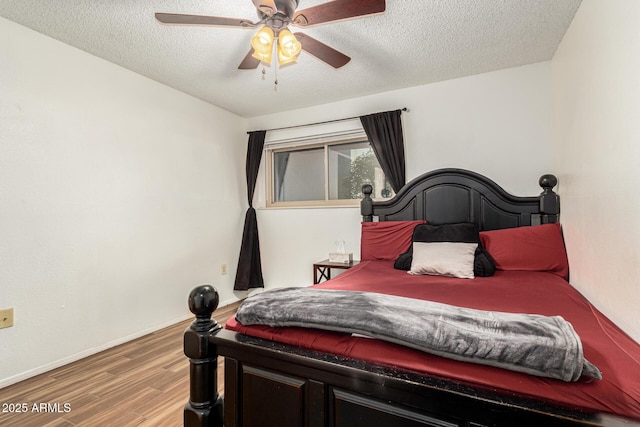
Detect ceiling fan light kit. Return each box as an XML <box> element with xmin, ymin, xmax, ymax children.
<box><xmin>155</xmin><ymin>0</ymin><xmax>386</xmax><ymax>83</ymax></box>
<box><xmin>250</xmin><ymin>26</ymin><xmax>302</xmax><ymax>66</ymax></box>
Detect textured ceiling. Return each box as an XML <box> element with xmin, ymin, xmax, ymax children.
<box><xmin>0</xmin><ymin>0</ymin><xmax>581</xmax><ymax>118</ymax></box>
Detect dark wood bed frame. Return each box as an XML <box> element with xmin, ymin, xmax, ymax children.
<box><xmin>183</xmin><ymin>168</ymin><xmax>640</xmax><ymax>427</ymax></box>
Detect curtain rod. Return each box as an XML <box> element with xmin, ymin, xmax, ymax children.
<box><xmin>248</xmin><ymin>107</ymin><xmax>408</xmax><ymax>134</ymax></box>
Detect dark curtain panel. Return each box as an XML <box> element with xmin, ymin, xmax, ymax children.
<box><xmin>234</xmin><ymin>130</ymin><xmax>267</xmax><ymax>291</ymax></box>
<box><xmin>359</xmin><ymin>109</ymin><xmax>406</xmax><ymax>193</ymax></box>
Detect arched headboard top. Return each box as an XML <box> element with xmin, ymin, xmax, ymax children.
<box><xmin>361</xmin><ymin>168</ymin><xmax>559</xmax><ymax>231</ymax></box>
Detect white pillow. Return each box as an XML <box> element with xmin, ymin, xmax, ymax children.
<box><xmin>408</xmin><ymin>242</ymin><xmax>478</xmax><ymax>279</ymax></box>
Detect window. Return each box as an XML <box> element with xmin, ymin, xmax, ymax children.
<box><xmin>266</xmin><ymin>136</ymin><xmax>394</xmax><ymax>207</ymax></box>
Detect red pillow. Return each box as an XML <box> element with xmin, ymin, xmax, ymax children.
<box><xmin>361</xmin><ymin>220</ymin><xmax>426</xmax><ymax>261</ymax></box>
<box><xmin>479</xmin><ymin>223</ymin><xmax>569</xmax><ymax>279</ymax></box>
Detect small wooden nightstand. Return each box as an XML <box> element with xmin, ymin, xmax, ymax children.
<box><xmin>313</xmin><ymin>259</ymin><xmax>360</xmax><ymax>284</ymax></box>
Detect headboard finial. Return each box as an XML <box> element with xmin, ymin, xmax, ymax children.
<box><xmin>361</xmin><ymin>184</ymin><xmax>374</xmax><ymax>222</ymax></box>
<box><xmin>538</xmin><ymin>174</ymin><xmax>560</xmax><ymax>223</ymax></box>
<box><xmin>539</xmin><ymin>174</ymin><xmax>558</xmax><ymax>193</ymax></box>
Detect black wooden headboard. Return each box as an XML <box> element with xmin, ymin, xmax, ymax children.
<box><xmin>361</xmin><ymin>168</ymin><xmax>559</xmax><ymax>230</ymax></box>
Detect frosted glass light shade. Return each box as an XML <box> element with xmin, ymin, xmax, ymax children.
<box><xmin>278</xmin><ymin>29</ymin><xmax>302</xmax><ymax>57</ymax></box>
<box><xmin>251</xmin><ymin>26</ymin><xmax>274</xmax><ymax>62</ymax></box>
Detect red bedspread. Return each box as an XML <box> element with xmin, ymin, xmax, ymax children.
<box><xmin>226</xmin><ymin>260</ymin><xmax>640</xmax><ymax>420</ymax></box>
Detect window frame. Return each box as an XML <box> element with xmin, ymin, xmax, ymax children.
<box><xmin>265</xmin><ymin>134</ymin><xmax>389</xmax><ymax>208</ymax></box>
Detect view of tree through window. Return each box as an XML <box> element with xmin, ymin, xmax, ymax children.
<box><xmin>329</xmin><ymin>142</ymin><xmax>392</xmax><ymax>200</ymax></box>
<box><xmin>343</xmin><ymin>149</ymin><xmax>392</xmax><ymax>199</ymax></box>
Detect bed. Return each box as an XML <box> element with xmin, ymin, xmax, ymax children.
<box><xmin>183</xmin><ymin>168</ymin><xmax>640</xmax><ymax>427</ymax></box>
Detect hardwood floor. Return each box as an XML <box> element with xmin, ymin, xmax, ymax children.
<box><xmin>0</xmin><ymin>301</ymin><xmax>240</xmax><ymax>427</ymax></box>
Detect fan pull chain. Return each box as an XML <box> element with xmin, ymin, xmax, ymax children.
<box><xmin>274</xmin><ymin>39</ymin><xmax>278</xmax><ymax>91</ymax></box>
<box><xmin>261</xmin><ymin>64</ymin><xmax>266</xmax><ymax>80</ymax></box>
<box><xmin>274</xmin><ymin>63</ymin><xmax>278</xmax><ymax>91</ymax></box>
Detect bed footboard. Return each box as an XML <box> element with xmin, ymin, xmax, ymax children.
<box><xmin>184</xmin><ymin>285</ymin><xmax>223</xmax><ymax>427</ymax></box>
<box><xmin>183</xmin><ymin>286</ymin><xmax>640</xmax><ymax>427</ymax></box>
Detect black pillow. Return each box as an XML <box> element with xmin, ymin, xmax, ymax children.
<box><xmin>394</xmin><ymin>223</ymin><xmax>495</xmax><ymax>277</ymax></box>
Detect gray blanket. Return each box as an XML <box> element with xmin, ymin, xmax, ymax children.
<box><xmin>235</xmin><ymin>288</ymin><xmax>601</xmax><ymax>382</ymax></box>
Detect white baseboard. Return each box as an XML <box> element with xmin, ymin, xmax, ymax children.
<box><xmin>0</xmin><ymin>298</ymin><xmax>240</xmax><ymax>390</ymax></box>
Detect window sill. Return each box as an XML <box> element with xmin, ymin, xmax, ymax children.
<box><xmin>259</xmin><ymin>204</ymin><xmax>360</xmax><ymax>210</ymax></box>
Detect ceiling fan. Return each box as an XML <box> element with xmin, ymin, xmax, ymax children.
<box><xmin>155</xmin><ymin>0</ymin><xmax>386</xmax><ymax>70</ymax></box>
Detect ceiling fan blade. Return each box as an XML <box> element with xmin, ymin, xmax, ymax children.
<box><xmin>252</xmin><ymin>0</ymin><xmax>277</xmax><ymax>16</ymax></box>
<box><xmin>155</xmin><ymin>13</ymin><xmax>257</xmax><ymax>28</ymax></box>
<box><xmin>238</xmin><ymin>49</ymin><xmax>261</xmax><ymax>70</ymax></box>
<box><xmin>293</xmin><ymin>0</ymin><xmax>385</xmax><ymax>27</ymax></box>
<box><xmin>295</xmin><ymin>33</ymin><xmax>351</xmax><ymax>68</ymax></box>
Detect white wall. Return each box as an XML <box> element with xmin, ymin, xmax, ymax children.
<box><xmin>0</xmin><ymin>17</ymin><xmax>247</xmax><ymax>387</ymax></box>
<box><xmin>248</xmin><ymin>62</ymin><xmax>554</xmax><ymax>289</ymax></box>
<box><xmin>552</xmin><ymin>1</ymin><xmax>640</xmax><ymax>342</ymax></box>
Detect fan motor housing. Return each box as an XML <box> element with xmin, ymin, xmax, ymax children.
<box><xmin>258</xmin><ymin>0</ymin><xmax>299</xmax><ymax>20</ymax></box>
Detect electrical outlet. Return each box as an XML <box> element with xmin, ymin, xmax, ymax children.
<box><xmin>0</xmin><ymin>308</ymin><xmax>14</xmax><ymax>329</ymax></box>
<box><xmin>221</xmin><ymin>264</ymin><xmax>227</xmax><ymax>275</ymax></box>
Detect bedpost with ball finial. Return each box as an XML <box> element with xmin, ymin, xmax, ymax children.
<box><xmin>538</xmin><ymin>174</ymin><xmax>560</xmax><ymax>224</ymax></box>
<box><xmin>361</xmin><ymin>183</ymin><xmax>374</xmax><ymax>222</ymax></box>
<box><xmin>184</xmin><ymin>285</ymin><xmax>223</xmax><ymax>427</ymax></box>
